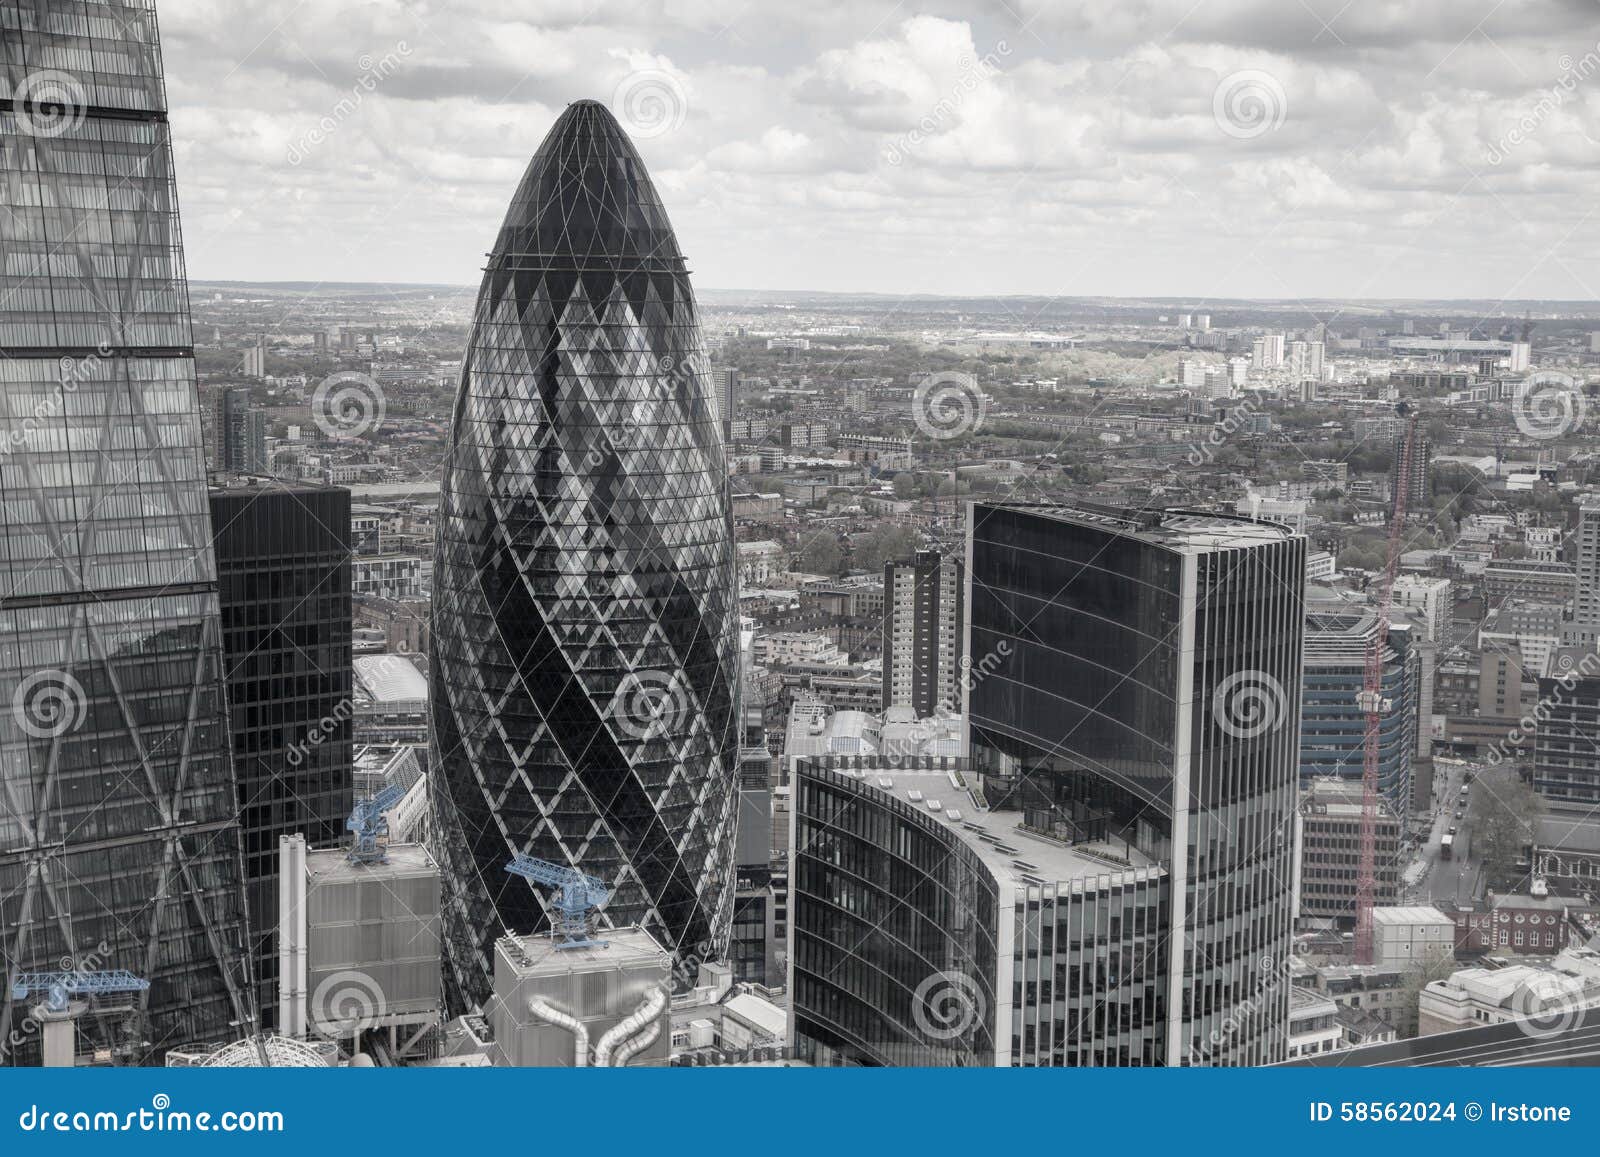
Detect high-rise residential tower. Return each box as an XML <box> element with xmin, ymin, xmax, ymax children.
<box><xmin>0</xmin><ymin>1</ymin><xmax>252</xmax><ymax>1061</ymax></box>
<box><xmin>1572</xmin><ymin>501</ymin><xmax>1600</xmax><ymax>633</ymax></box>
<box><xmin>214</xmin><ymin>386</ymin><xmax>268</xmax><ymax>474</ymax></box>
<box><xmin>882</xmin><ymin>551</ymin><xmax>964</xmax><ymax>717</ymax></box>
<box><xmin>243</xmin><ymin>334</ymin><xmax>266</xmax><ymax>379</ymax></box>
<box><xmin>1390</xmin><ymin>430</ymin><xmax>1432</xmax><ymax>514</ymax></box>
<box><xmin>709</xmin><ymin>367</ymin><xmax>739</xmax><ymax>438</ymax></box>
<box><xmin>431</xmin><ymin>101</ymin><xmax>741</xmax><ymax>1009</ymax></box>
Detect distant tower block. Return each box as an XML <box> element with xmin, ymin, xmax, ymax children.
<box><xmin>491</xmin><ymin>929</ymin><xmax>672</xmax><ymax>1068</ymax></box>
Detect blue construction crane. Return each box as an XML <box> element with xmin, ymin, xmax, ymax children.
<box><xmin>505</xmin><ymin>855</ymin><xmax>611</xmax><ymax>948</ymax></box>
<box><xmin>347</xmin><ymin>784</ymin><xmax>405</xmax><ymax>864</ymax></box>
<box><xmin>11</xmin><ymin>970</ymin><xmax>149</xmax><ymax>1014</ymax></box>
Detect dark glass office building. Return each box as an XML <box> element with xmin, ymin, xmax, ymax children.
<box><xmin>210</xmin><ymin>480</ymin><xmax>353</xmax><ymax>1026</ymax></box>
<box><xmin>792</xmin><ymin>504</ymin><xmax>1304</xmax><ymax>1067</ymax></box>
<box><xmin>0</xmin><ymin>1</ymin><xmax>251</xmax><ymax>1061</ymax></box>
<box><xmin>965</xmin><ymin>503</ymin><xmax>1305</xmax><ymax>1066</ymax></box>
<box><xmin>431</xmin><ymin>101</ymin><xmax>741</xmax><ymax>1008</ymax></box>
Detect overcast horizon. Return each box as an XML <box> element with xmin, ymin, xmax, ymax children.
<box><xmin>164</xmin><ymin>1</ymin><xmax>1600</xmax><ymax>303</ymax></box>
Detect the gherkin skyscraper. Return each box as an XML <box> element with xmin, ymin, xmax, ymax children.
<box><xmin>431</xmin><ymin>100</ymin><xmax>741</xmax><ymax>1008</ymax></box>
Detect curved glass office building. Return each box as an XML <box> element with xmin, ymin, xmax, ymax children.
<box><xmin>793</xmin><ymin>503</ymin><xmax>1305</xmax><ymax>1067</ymax></box>
<box><xmin>431</xmin><ymin>101</ymin><xmax>740</xmax><ymax>1007</ymax></box>
<box><xmin>0</xmin><ymin>0</ymin><xmax>250</xmax><ymax>1062</ymax></box>
<box><xmin>793</xmin><ymin>756</ymin><xmax>1167</xmax><ymax>1067</ymax></box>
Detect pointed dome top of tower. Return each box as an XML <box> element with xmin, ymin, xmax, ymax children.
<box><xmin>489</xmin><ymin>99</ymin><xmax>685</xmax><ymax>271</ymax></box>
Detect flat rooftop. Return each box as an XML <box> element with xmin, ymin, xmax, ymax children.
<box><xmin>1538</xmin><ymin>810</ymin><xmax>1600</xmax><ymax>854</ymax></box>
<box><xmin>976</xmin><ymin>502</ymin><xmax>1301</xmax><ymax>553</ymax></box>
<box><xmin>831</xmin><ymin>764</ymin><xmax>1159</xmax><ymax>892</ymax></box>
<box><xmin>1372</xmin><ymin>905</ymin><xmax>1452</xmax><ymax>926</ymax></box>
<box><xmin>495</xmin><ymin>926</ymin><xmax>671</xmax><ymax>979</ymax></box>
<box><xmin>1545</xmin><ymin>646</ymin><xmax>1600</xmax><ymax>681</ymax></box>
<box><xmin>305</xmin><ymin>841</ymin><xmax>438</xmax><ymax>883</ymax></box>
<box><xmin>209</xmin><ymin>474</ymin><xmax>343</xmax><ymax>495</ymax></box>
<box><xmin>1289</xmin><ymin>985</ymin><xmax>1337</xmax><ymax>1015</ymax></box>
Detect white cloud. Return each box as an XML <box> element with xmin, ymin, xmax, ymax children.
<box><xmin>155</xmin><ymin>1</ymin><xmax>1600</xmax><ymax>299</ymax></box>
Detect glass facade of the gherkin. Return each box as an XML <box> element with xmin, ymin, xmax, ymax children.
<box><xmin>431</xmin><ymin>100</ymin><xmax>741</xmax><ymax>1009</ymax></box>
<box><xmin>0</xmin><ymin>0</ymin><xmax>252</xmax><ymax>1063</ymax></box>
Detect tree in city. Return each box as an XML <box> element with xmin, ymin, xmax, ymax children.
<box><xmin>1466</xmin><ymin>764</ymin><xmax>1544</xmax><ymax>889</ymax></box>
<box><xmin>1396</xmin><ymin>944</ymin><xmax>1459</xmax><ymax>1038</ymax></box>
<box><xmin>797</xmin><ymin>533</ymin><xmax>844</xmax><ymax>576</ymax></box>
<box><xmin>850</xmin><ymin>525</ymin><xmax>920</xmax><ymax>573</ymax></box>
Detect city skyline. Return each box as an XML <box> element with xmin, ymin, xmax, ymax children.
<box><xmin>158</xmin><ymin>3</ymin><xmax>1600</xmax><ymax>301</ymax></box>
<box><xmin>5</xmin><ymin>0</ymin><xmax>1600</xmax><ymax>1087</ymax></box>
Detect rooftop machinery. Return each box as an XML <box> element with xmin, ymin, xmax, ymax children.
<box><xmin>10</xmin><ymin>971</ymin><xmax>150</xmax><ymax>1067</ymax></box>
<box><xmin>505</xmin><ymin>854</ymin><xmax>611</xmax><ymax>948</ymax></box>
<box><xmin>348</xmin><ymin>784</ymin><xmax>405</xmax><ymax>863</ymax></box>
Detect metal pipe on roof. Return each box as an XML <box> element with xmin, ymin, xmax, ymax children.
<box><xmin>527</xmin><ymin>996</ymin><xmax>589</xmax><ymax>1067</ymax></box>
<box><xmin>609</xmin><ymin>1017</ymin><xmax>662</xmax><ymax>1068</ymax></box>
<box><xmin>593</xmin><ymin>986</ymin><xmax>666</xmax><ymax>1067</ymax></box>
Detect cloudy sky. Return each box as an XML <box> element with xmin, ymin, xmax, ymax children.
<box><xmin>161</xmin><ymin>1</ymin><xmax>1600</xmax><ymax>302</ymax></box>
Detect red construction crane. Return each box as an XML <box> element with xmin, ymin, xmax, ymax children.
<box><xmin>1355</xmin><ymin>408</ymin><xmax>1421</xmax><ymax>965</ymax></box>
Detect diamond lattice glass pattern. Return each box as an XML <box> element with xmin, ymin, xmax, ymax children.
<box><xmin>430</xmin><ymin>101</ymin><xmax>741</xmax><ymax>1008</ymax></box>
